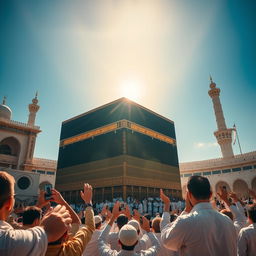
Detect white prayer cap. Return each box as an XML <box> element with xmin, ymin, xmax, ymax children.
<box><xmin>118</xmin><ymin>224</ymin><xmax>138</xmax><ymax>246</ymax></box>
<box><xmin>128</xmin><ymin>219</ymin><xmax>140</xmax><ymax>231</ymax></box>
<box><xmin>94</xmin><ymin>215</ymin><xmax>102</xmax><ymax>225</ymax></box>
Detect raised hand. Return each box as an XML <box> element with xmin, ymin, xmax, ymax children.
<box><xmin>101</xmin><ymin>205</ymin><xmax>108</xmax><ymax>217</ymax></box>
<box><xmin>160</xmin><ymin>189</ymin><xmax>170</xmax><ymax>204</ymax></box>
<box><xmin>51</xmin><ymin>189</ymin><xmax>65</xmax><ymax>204</ymax></box>
<box><xmin>80</xmin><ymin>183</ymin><xmax>92</xmax><ymax>204</ymax></box>
<box><xmin>41</xmin><ymin>205</ymin><xmax>72</xmax><ymax>242</ymax></box>
<box><xmin>141</xmin><ymin>216</ymin><xmax>150</xmax><ymax>233</ymax></box>
<box><xmin>229</xmin><ymin>192</ymin><xmax>238</xmax><ymax>203</ymax></box>
<box><xmin>217</xmin><ymin>187</ymin><xmax>229</xmax><ymax>202</ymax></box>
<box><xmin>124</xmin><ymin>204</ymin><xmax>132</xmax><ymax>220</ymax></box>
<box><xmin>112</xmin><ymin>201</ymin><xmax>121</xmax><ymax>219</ymax></box>
<box><xmin>133</xmin><ymin>209</ymin><xmax>141</xmax><ymax>222</ymax></box>
<box><xmin>217</xmin><ymin>187</ymin><xmax>230</xmax><ymax>207</ymax></box>
<box><xmin>160</xmin><ymin>189</ymin><xmax>171</xmax><ymax>212</ymax></box>
<box><xmin>106</xmin><ymin>209</ymin><xmax>113</xmax><ymax>221</ymax></box>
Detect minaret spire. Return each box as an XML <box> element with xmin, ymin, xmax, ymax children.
<box><xmin>209</xmin><ymin>75</ymin><xmax>213</xmax><ymax>84</ymax></box>
<box><xmin>2</xmin><ymin>96</ymin><xmax>6</xmax><ymax>105</ymax></box>
<box><xmin>28</xmin><ymin>92</ymin><xmax>40</xmax><ymax>126</ymax></box>
<box><xmin>208</xmin><ymin>78</ymin><xmax>234</xmax><ymax>158</ymax></box>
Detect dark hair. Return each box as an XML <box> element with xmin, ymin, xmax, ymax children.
<box><xmin>170</xmin><ymin>214</ymin><xmax>177</xmax><ymax>222</ymax></box>
<box><xmin>187</xmin><ymin>176</ymin><xmax>211</xmax><ymax>200</ymax></box>
<box><xmin>117</xmin><ymin>214</ymin><xmax>128</xmax><ymax>230</ymax></box>
<box><xmin>220</xmin><ymin>209</ymin><xmax>233</xmax><ymax>221</ymax></box>
<box><xmin>248</xmin><ymin>204</ymin><xmax>256</xmax><ymax>223</ymax></box>
<box><xmin>22</xmin><ymin>206</ymin><xmax>42</xmax><ymax>225</ymax></box>
<box><xmin>0</xmin><ymin>171</ymin><xmax>15</xmax><ymax>209</ymax></box>
<box><xmin>81</xmin><ymin>217</ymin><xmax>85</xmax><ymax>224</ymax></box>
<box><xmin>95</xmin><ymin>222</ymin><xmax>101</xmax><ymax>229</ymax></box>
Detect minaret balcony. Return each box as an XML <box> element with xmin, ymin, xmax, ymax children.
<box><xmin>214</xmin><ymin>128</ymin><xmax>234</xmax><ymax>141</ymax></box>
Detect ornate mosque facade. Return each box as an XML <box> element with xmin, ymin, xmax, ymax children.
<box><xmin>0</xmin><ymin>94</ymin><xmax>56</xmax><ymax>205</ymax></box>
<box><xmin>180</xmin><ymin>78</ymin><xmax>256</xmax><ymax>198</ymax></box>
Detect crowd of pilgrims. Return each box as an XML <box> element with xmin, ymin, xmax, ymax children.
<box><xmin>0</xmin><ymin>171</ymin><xmax>256</xmax><ymax>256</ymax></box>
<box><xmin>71</xmin><ymin>196</ymin><xmax>186</xmax><ymax>218</ymax></box>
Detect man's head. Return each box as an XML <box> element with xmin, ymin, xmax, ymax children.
<box><xmin>0</xmin><ymin>171</ymin><xmax>15</xmax><ymax>219</ymax></box>
<box><xmin>118</xmin><ymin>224</ymin><xmax>138</xmax><ymax>251</ymax></box>
<box><xmin>127</xmin><ymin>219</ymin><xmax>140</xmax><ymax>234</ymax></box>
<box><xmin>22</xmin><ymin>206</ymin><xmax>42</xmax><ymax>228</ymax></box>
<box><xmin>187</xmin><ymin>175</ymin><xmax>212</xmax><ymax>205</ymax></box>
<box><xmin>94</xmin><ymin>215</ymin><xmax>102</xmax><ymax>229</ymax></box>
<box><xmin>151</xmin><ymin>217</ymin><xmax>161</xmax><ymax>233</ymax></box>
<box><xmin>248</xmin><ymin>204</ymin><xmax>256</xmax><ymax>224</ymax></box>
<box><xmin>220</xmin><ymin>209</ymin><xmax>233</xmax><ymax>221</ymax></box>
<box><xmin>116</xmin><ymin>214</ymin><xmax>128</xmax><ymax>230</ymax></box>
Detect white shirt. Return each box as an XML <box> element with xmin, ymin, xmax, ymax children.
<box><xmin>229</xmin><ymin>202</ymin><xmax>247</xmax><ymax>234</ymax></box>
<box><xmin>108</xmin><ymin>230</ymin><xmax>151</xmax><ymax>253</ymax></box>
<box><xmin>83</xmin><ymin>229</ymin><xmax>102</xmax><ymax>256</ymax></box>
<box><xmin>161</xmin><ymin>202</ymin><xmax>237</xmax><ymax>256</ymax></box>
<box><xmin>0</xmin><ymin>220</ymin><xmax>47</xmax><ymax>256</ymax></box>
<box><xmin>98</xmin><ymin>224</ymin><xmax>160</xmax><ymax>256</ymax></box>
<box><xmin>238</xmin><ymin>223</ymin><xmax>256</xmax><ymax>256</ymax></box>
<box><xmin>154</xmin><ymin>233</ymin><xmax>178</xmax><ymax>256</ymax></box>
<box><xmin>108</xmin><ymin>231</ymin><xmax>121</xmax><ymax>251</ymax></box>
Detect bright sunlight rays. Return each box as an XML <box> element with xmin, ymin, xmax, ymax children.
<box><xmin>120</xmin><ymin>79</ymin><xmax>142</xmax><ymax>101</ymax></box>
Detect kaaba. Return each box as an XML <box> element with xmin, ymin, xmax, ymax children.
<box><xmin>56</xmin><ymin>98</ymin><xmax>181</xmax><ymax>203</ymax></box>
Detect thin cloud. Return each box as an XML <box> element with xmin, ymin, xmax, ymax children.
<box><xmin>194</xmin><ymin>142</ymin><xmax>218</xmax><ymax>148</ymax></box>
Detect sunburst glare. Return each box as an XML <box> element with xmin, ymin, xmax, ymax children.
<box><xmin>120</xmin><ymin>79</ymin><xmax>142</xmax><ymax>101</ymax></box>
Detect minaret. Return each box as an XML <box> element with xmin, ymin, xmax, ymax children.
<box><xmin>2</xmin><ymin>96</ymin><xmax>6</xmax><ymax>105</ymax></box>
<box><xmin>208</xmin><ymin>77</ymin><xmax>234</xmax><ymax>158</ymax></box>
<box><xmin>28</xmin><ymin>92</ymin><xmax>40</xmax><ymax>126</ymax></box>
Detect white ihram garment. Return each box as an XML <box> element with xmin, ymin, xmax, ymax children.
<box><xmin>160</xmin><ymin>202</ymin><xmax>237</xmax><ymax>256</ymax></box>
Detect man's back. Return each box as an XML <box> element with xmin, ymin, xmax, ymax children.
<box><xmin>161</xmin><ymin>202</ymin><xmax>237</xmax><ymax>256</ymax></box>
<box><xmin>0</xmin><ymin>220</ymin><xmax>47</xmax><ymax>256</ymax></box>
<box><xmin>238</xmin><ymin>223</ymin><xmax>256</xmax><ymax>256</ymax></box>
<box><xmin>83</xmin><ymin>229</ymin><xmax>101</xmax><ymax>256</ymax></box>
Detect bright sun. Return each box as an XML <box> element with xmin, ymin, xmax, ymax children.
<box><xmin>120</xmin><ymin>79</ymin><xmax>141</xmax><ymax>101</ymax></box>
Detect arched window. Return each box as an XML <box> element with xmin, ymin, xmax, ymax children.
<box><xmin>233</xmin><ymin>179</ymin><xmax>249</xmax><ymax>198</ymax></box>
<box><xmin>0</xmin><ymin>137</ymin><xmax>20</xmax><ymax>156</ymax></box>
<box><xmin>0</xmin><ymin>144</ymin><xmax>12</xmax><ymax>155</ymax></box>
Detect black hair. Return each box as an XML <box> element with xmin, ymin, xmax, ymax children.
<box><xmin>187</xmin><ymin>175</ymin><xmax>211</xmax><ymax>200</ymax></box>
<box><xmin>248</xmin><ymin>204</ymin><xmax>256</xmax><ymax>223</ymax></box>
<box><xmin>22</xmin><ymin>206</ymin><xmax>42</xmax><ymax>225</ymax></box>
<box><xmin>95</xmin><ymin>222</ymin><xmax>101</xmax><ymax>229</ymax></box>
<box><xmin>117</xmin><ymin>214</ymin><xmax>128</xmax><ymax>230</ymax></box>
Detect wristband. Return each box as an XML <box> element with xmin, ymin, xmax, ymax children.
<box><xmin>84</xmin><ymin>203</ymin><xmax>92</xmax><ymax>208</ymax></box>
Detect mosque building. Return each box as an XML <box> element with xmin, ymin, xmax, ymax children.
<box><xmin>180</xmin><ymin>78</ymin><xmax>256</xmax><ymax>198</ymax></box>
<box><xmin>56</xmin><ymin>97</ymin><xmax>181</xmax><ymax>203</ymax></box>
<box><xmin>0</xmin><ymin>94</ymin><xmax>57</xmax><ymax>205</ymax></box>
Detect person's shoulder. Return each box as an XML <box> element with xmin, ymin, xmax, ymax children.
<box><xmin>108</xmin><ymin>231</ymin><xmax>119</xmax><ymax>237</ymax></box>
<box><xmin>239</xmin><ymin>224</ymin><xmax>255</xmax><ymax>234</ymax></box>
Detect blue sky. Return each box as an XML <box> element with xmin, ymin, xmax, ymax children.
<box><xmin>0</xmin><ymin>0</ymin><xmax>255</xmax><ymax>163</ymax></box>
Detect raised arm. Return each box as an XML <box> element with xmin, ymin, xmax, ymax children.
<box><xmin>51</xmin><ymin>188</ymin><xmax>81</xmax><ymax>225</ymax></box>
<box><xmin>98</xmin><ymin>201</ymin><xmax>121</xmax><ymax>256</ymax></box>
<box><xmin>61</xmin><ymin>183</ymin><xmax>95</xmax><ymax>255</ymax></box>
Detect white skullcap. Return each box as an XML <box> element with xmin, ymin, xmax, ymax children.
<box><xmin>128</xmin><ymin>219</ymin><xmax>140</xmax><ymax>231</ymax></box>
<box><xmin>118</xmin><ymin>224</ymin><xmax>138</xmax><ymax>246</ymax></box>
<box><xmin>94</xmin><ymin>215</ymin><xmax>102</xmax><ymax>225</ymax></box>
